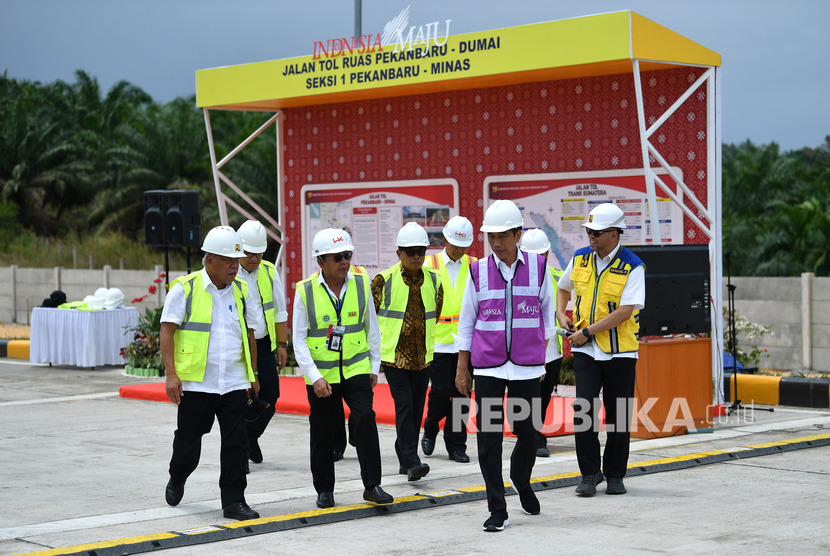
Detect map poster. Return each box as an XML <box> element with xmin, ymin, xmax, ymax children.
<box><xmin>300</xmin><ymin>179</ymin><xmax>459</xmax><ymax>277</ymax></box>
<box><xmin>483</xmin><ymin>169</ymin><xmax>684</xmax><ymax>270</ymax></box>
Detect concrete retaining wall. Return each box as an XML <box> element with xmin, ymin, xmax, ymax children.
<box><xmin>727</xmin><ymin>274</ymin><xmax>830</xmax><ymax>372</ymax></box>
<box><xmin>0</xmin><ymin>266</ymin><xmax>186</xmax><ymax>324</ymax></box>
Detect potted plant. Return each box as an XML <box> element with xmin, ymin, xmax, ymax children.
<box><xmin>122</xmin><ymin>307</ymin><xmax>164</xmax><ymax>377</ymax></box>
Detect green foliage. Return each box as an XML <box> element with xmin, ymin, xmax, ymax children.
<box><xmin>121</xmin><ymin>306</ymin><xmax>164</xmax><ymax>373</ymax></box>
<box><xmin>723</xmin><ymin>137</ymin><xmax>830</xmax><ymax>276</ymax></box>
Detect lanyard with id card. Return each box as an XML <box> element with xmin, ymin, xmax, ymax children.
<box><xmin>323</xmin><ymin>286</ymin><xmax>345</xmax><ymax>353</ymax></box>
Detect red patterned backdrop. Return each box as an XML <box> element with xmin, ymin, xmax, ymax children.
<box><xmin>281</xmin><ymin>66</ymin><xmax>709</xmax><ymax>293</ymax></box>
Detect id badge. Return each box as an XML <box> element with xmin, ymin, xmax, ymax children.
<box><xmin>327</xmin><ymin>325</ymin><xmax>345</xmax><ymax>352</ymax></box>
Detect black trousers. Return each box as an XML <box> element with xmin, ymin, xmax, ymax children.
<box><xmin>423</xmin><ymin>352</ymin><xmax>470</xmax><ymax>453</ymax></box>
<box><xmin>306</xmin><ymin>373</ymin><xmax>382</xmax><ymax>493</ymax></box>
<box><xmin>333</xmin><ymin>398</ymin><xmax>356</xmax><ymax>453</ymax></box>
<box><xmin>169</xmin><ymin>389</ymin><xmax>248</xmax><ymax>508</ymax></box>
<box><xmin>246</xmin><ymin>337</ymin><xmax>280</xmax><ymax>447</ymax></box>
<box><xmin>383</xmin><ymin>365</ymin><xmax>430</xmax><ymax>468</ymax></box>
<box><xmin>475</xmin><ymin>375</ymin><xmax>540</xmax><ymax>518</ymax></box>
<box><xmin>536</xmin><ymin>359</ymin><xmax>562</xmax><ymax>449</ymax></box>
<box><xmin>573</xmin><ymin>352</ymin><xmax>637</xmax><ymax>479</ymax></box>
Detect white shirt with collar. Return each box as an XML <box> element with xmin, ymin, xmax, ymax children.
<box><xmin>434</xmin><ymin>248</ymin><xmax>467</xmax><ymax>354</ymax></box>
<box><xmin>456</xmin><ymin>250</ymin><xmax>557</xmax><ymax>380</ymax></box>
<box><xmin>237</xmin><ymin>264</ymin><xmax>289</xmax><ymax>340</ymax></box>
<box><xmin>292</xmin><ymin>270</ymin><xmax>381</xmax><ymax>385</ymax></box>
<box><xmin>557</xmin><ymin>242</ymin><xmax>646</xmax><ymax>361</ymax></box>
<box><xmin>161</xmin><ymin>268</ymin><xmax>254</xmax><ymax>395</ymax></box>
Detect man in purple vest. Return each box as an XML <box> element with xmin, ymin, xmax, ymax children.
<box><xmin>455</xmin><ymin>200</ymin><xmax>557</xmax><ymax>532</ymax></box>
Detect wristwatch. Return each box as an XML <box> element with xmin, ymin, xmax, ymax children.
<box><xmin>582</xmin><ymin>328</ymin><xmax>591</xmax><ymax>338</ymax></box>
<box><xmin>278</xmin><ymin>341</ymin><xmax>289</xmax><ymax>348</ymax></box>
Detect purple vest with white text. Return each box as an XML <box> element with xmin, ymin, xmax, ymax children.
<box><xmin>469</xmin><ymin>252</ymin><xmax>547</xmax><ymax>369</ymax></box>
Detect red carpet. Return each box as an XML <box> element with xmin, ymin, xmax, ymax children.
<box><xmin>119</xmin><ymin>376</ymin><xmax>583</xmax><ymax>436</ymax></box>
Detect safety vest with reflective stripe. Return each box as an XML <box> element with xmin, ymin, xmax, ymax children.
<box><xmin>549</xmin><ymin>266</ymin><xmax>565</xmax><ymax>355</ymax></box>
<box><xmin>376</xmin><ymin>263</ymin><xmax>439</xmax><ymax>366</ymax></box>
<box><xmin>571</xmin><ymin>246</ymin><xmax>643</xmax><ymax>354</ymax></box>
<box><xmin>256</xmin><ymin>260</ymin><xmax>278</xmax><ymax>352</ymax></box>
<box><xmin>296</xmin><ymin>273</ymin><xmax>372</xmax><ymax>384</ymax></box>
<box><xmin>170</xmin><ymin>271</ymin><xmax>254</xmax><ymax>382</ymax></box>
<box><xmin>425</xmin><ymin>252</ymin><xmax>476</xmax><ymax>345</ymax></box>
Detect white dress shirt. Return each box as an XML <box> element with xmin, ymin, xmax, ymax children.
<box><xmin>161</xmin><ymin>268</ymin><xmax>254</xmax><ymax>394</ymax></box>
<box><xmin>456</xmin><ymin>251</ymin><xmax>557</xmax><ymax>380</ymax></box>
<box><xmin>435</xmin><ymin>248</ymin><xmax>467</xmax><ymax>355</ymax></box>
<box><xmin>557</xmin><ymin>242</ymin><xmax>646</xmax><ymax>361</ymax></box>
<box><xmin>292</xmin><ymin>271</ymin><xmax>381</xmax><ymax>385</ymax></box>
<box><xmin>237</xmin><ymin>264</ymin><xmax>289</xmax><ymax>340</ymax></box>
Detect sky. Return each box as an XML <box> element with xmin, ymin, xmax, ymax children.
<box><xmin>2</xmin><ymin>0</ymin><xmax>828</xmax><ymax>152</ymax></box>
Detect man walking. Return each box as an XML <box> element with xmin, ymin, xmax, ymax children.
<box><xmin>293</xmin><ymin>228</ymin><xmax>392</xmax><ymax>508</ymax></box>
<box><xmin>520</xmin><ymin>228</ymin><xmax>564</xmax><ymax>458</ymax></box>
<box><xmin>421</xmin><ymin>216</ymin><xmax>476</xmax><ymax>464</ymax></box>
<box><xmin>556</xmin><ymin>203</ymin><xmax>645</xmax><ymax>496</ymax></box>
<box><xmin>373</xmin><ymin>222</ymin><xmax>443</xmax><ymax>482</ymax></box>
<box><xmin>236</xmin><ymin>220</ymin><xmax>289</xmax><ymax>467</ymax></box>
<box><xmin>456</xmin><ymin>200</ymin><xmax>557</xmax><ymax>532</ymax></box>
<box><xmin>161</xmin><ymin>225</ymin><xmax>260</xmax><ymax>521</ymax></box>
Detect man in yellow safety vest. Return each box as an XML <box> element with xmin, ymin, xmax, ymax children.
<box><xmin>160</xmin><ymin>226</ymin><xmax>260</xmax><ymax>521</ymax></box>
<box><xmin>293</xmin><ymin>228</ymin><xmax>393</xmax><ymax>509</ymax></box>
<box><xmin>236</xmin><ymin>220</ymin><xmax>289</xmax><ymax>468</ymax></box>
<box><xmin>421</xmin><ymin>216</ymin><xmax>476</xmax><ymax>464</ymax></box>
<box><xmin>556</xmin><ymin>203</ymin><xmax>645</xmax><ymax>497</ymax></box>
<box><xmin>373</xmin><ymin>222</ymin><xmax>443</xmax><ymax>482</ymax></box>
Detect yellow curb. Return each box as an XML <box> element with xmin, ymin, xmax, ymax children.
<box><xmin>7</xmin><ymin>339</ymin><xmax>29</xmax><ymax>359</ymax></box>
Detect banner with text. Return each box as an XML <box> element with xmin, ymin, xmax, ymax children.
<box><xmin>483</xmin><ymin>169</ymin><xmax>684</xmax><ymax>270</ymax></box>
<box><xmin>300</xmin><ymin>180</ymin><xmax>459</xmax><ymax>277</ymax></box>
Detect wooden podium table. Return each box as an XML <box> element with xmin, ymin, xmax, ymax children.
<box><xmin>631</xmin><ymin>337</ymin><xmax>712</xmax><ymax>439</ymax></box>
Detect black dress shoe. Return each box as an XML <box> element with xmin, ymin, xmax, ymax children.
<box><xmin>398</xmin><ymin>465</ymin><xmax>408</xmax><ymax>475</ymax></box>
<box><xmin>421</xmin><ymin>434</ymin><xmax>436</xmax><ymax>456</ymax></box>
<box><xmin>363</xmin><ymin>485</ymin><xmax>393</xmax><ymax>504</ymax></box>
<box><xmin>223</xmin><ymin>502</ymin><xmax>260</xmax><ymax>521</ymax></box>
<box><xmin>407</xmin><ymin>462</ymin><xmax>430</xmax><ymax>481</ymax></box>
<box><xmin>333</xmin><ymin>451</ymin><xmax>344</xmax><ymax>462</ymax></box>
<box><xmin>316</xmin><ymin>491</ymin><xmax>335</xmax><ymax>508</ymax></box>
<box><xmin>165</xmin><ymin>479</ymin><xmax>185</xmax><ymax>506</ymax></box>
<box><xmin>536</xmin><ymin>446</ymin><xmax>551</xmax><ymax>458</ymax></box>
<box><xmin>249</xmin><ymin>436</ymin><xmax>263</xmax><ymax>464</ymax></box>
<box><xmin>449</xmin><ymin>450</ymin><xmax>470</xmax><ymax>463</ymax></box>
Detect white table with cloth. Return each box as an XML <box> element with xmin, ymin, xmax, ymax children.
<box><xmin>29</xmin><ymin>307</ymin><xmax>139</xmax><ymax>367</ymax></box>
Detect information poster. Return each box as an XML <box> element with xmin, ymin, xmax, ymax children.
<box><xmin>301</xmin><ymin>179</ymin><xmax>459</xmax><ymax>277</ymax></box>
<box><xmin>483</xmin><ymin>169</ymin><xmax>684</xmax><ymax>270</ymax></box>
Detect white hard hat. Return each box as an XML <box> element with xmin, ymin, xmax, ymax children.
<box><xmin>480</xmin><ymin>200</ymin><xmax>524</xmax><ymax>233</ymax></box>
<box><xmin>583</xmin><ymin>203</ymin><xmax>626</xmax><ymax>230</ymax></box>
<box><xmin>442</xmin><ymin>216</ymin><xmax>474</xmax><ymax>247</ymax></box>
<box><xmin>396</xmin><ymin>222</ymin><xmax>429</xmax><ymax>247</ymax></box>
<box><xmin>237</xmin><ymin>220</ymin><xmax>267</xmax><ymax>254</ymax></box>
<box><xmin>103</xmin><ymin>288</ymin><xmax>125</xmax><ymax>309</ymax></box>
<box><xmin>312</xmin><ymin>228</ymin><xmax>354</xmax><ymax>257</ymax></box>
<box><xmin>202</xmin><ymin>226</ymin><xmax>245</xmax><ymax>257</ymax></box>
<box><xmin>520</xmin><ymin>228</ymin><xmax>551</xmax><ymax>254</ymax></box>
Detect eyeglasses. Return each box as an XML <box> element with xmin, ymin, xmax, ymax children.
<box><xmin>243</xmin><ymin>252</ymin><xmax>263</xmax><ymax>258</ymax></box>
<box><xmin>401</xmin><ymin>247</ymin><xmax>427</xmax><ymax>257</ymax></box>
<box><xmin>327</xmin><ymin>251</ymin><xmax>353</xmax><ymax>263</ymax></box>
<box><xmin>586</xmin><ymin>229</ymin><xmax>612</xmax><ymax>237</ymax></box>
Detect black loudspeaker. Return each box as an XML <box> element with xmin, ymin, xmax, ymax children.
<box><xmin>144</xmin><ymin>190</ymin><xmax>167</xmax><ymax>246</ymax></box>
<box><xmin>628</xmin><ymin>244</ymin><xmax>711</xmax><ymax>337</ymax></box>
<box><xmin>143</xmin><ymin>190</ymin><xmax>201</xmax><ymax>247</ymax></box>
<box><xmin>165</xmin><ymin>190</ymin><xmax>201</xmax><ymax>247</ymax></box>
